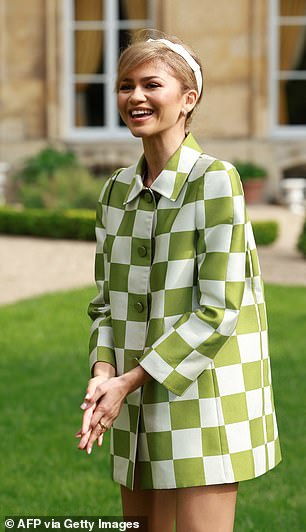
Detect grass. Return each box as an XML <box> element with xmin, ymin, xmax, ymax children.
<box><xmin>0</xmin><ymin>284</ymin><xmax>305</xmax><ymax>530</ymax></box>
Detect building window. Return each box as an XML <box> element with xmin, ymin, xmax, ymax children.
<box><xmin>64</xmin><ymin>0</ymin><xmax>155</xmax><ymax>139</ymax></box>
<box><xmin>270</xmin><ymin>0</ymin><xmax>306</xmax><ymax>133</ymax></box>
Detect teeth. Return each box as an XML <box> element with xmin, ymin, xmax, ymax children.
<box><xmin>131</xmin><ymin>109</ymin><xmax>153</xmax><ymax>117</ymax></box>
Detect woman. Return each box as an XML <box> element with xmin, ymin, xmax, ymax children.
<box><xmin>77</xmin><ymin>33</ymin><xmax>282</xmax><ymax>532</ymax></box>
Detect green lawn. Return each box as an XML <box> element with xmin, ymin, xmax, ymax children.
<box><xmin>0</xmin><ymin>284</ymin><xmax>305</xmax><ymax>530</ymax></box>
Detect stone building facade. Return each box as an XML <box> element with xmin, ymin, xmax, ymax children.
<box><xmin>1</xmin><ymin>0</ymin><xmax>306</xmax><ymax>200</ymax></box>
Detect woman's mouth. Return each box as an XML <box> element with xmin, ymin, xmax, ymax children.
<box><xmin>129</xmin><ymin>109</ymin><xmax>154</xmax><ymax>122</ymax></box>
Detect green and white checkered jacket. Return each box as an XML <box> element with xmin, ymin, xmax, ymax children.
<box><xmin>88</xmin><ymin>133</ymin><xmax>282</xmax><ymax>490</ymax></box>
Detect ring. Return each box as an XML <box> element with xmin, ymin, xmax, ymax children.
<box><xmin>98</xmin><ymin>421</ymin><xmax>108</xmax><ymax>432</ymax></box>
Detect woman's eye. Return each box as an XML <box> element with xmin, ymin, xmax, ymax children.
<box><xmin>119</xmin><ymin>84</ymin><xmax>132</xmax><ymax>91</ymax></box>
<box><xmin>147</xmin><ymin>82</ymin><xmax>160</xmax><ymax>89</ymax></box>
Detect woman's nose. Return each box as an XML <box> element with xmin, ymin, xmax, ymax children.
<box><xmin>129</xmin><ymin>85</ymin><xmax>147</xmax><ymax>103</ymax></box>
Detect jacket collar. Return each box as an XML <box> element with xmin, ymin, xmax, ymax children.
<box><xmin>123</xmin><ymin>133</ymin><xmax>203</xmax><ymax>205</ymax></box>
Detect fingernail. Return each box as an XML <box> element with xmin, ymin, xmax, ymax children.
<box><xmin>80</xmin><ymin>402</ymin><xmax>87</xmax><ymax>410</ymax></box>
<box><xmin>87</xmin><ymin>447</ymin><xmax>92</xmax><ymax>455</ymax></box>
<box><xmin>85</xmin><ymin>393</ymin><xmax>90</xmax><ymax>399</ymax></box>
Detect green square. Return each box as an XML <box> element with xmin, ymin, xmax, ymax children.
<box><xmin>275</xmin><ymin>437</ymin><xmax>282</xmax><ymax>464</ymax></box>
<box><xmin>146</xmin><ymin>431</ymin><xmax>173</xmax><ymax>461</ymax></box>
<box><xmin>139</xmin><ymin>461</ymin><xmax>153</xmax><ymax>489</ymax></box>
<box><xmin>202</xmin><ymin>426</ymin><xmax>228</xmax><ymax>456</ymax></box>
<box><xmin>258</xmin><ymin>303</ymin><xmax>268</xmax><ymax>330</ymax></box>
<box><xmin>155</xmin><ymin>209</ymin><xmax>180</xmax><ymax>235</ymax></box>
<box><xmin>170</xmin><ymin>400</ymin><xmax>201</xmax><ymax>429</ymax></box>
<box><xmin>228</xmin><ymin>167</ymin><xmax>243</xmax><ymax>196</ymax></box>
<box><xmin>108</xmin><ymin>181</ymin><xmax>128</xmax><ymax>209</ymax></box>
<box><xmin>198</xmin><ymin>368</ymin><xmax>218</xmax><ymax>398</ymax></box>
<box><xmin>214</xmin><ymin>336</ymin><xmax>241</xmax><ymax>367</ymax></box>
<box><xmin>131</xmin><ymin>237</ymin><xmax>151</xmax><ymax>266</ymax></box>
<box><xmin>128</xmin><ymin>404</ymin><xmax>139</xmax><ymax>433</ymax></box>
<box><xmin>172</xmin><ymin>172</ymin><xmax>188</xmax><ymax>199</ymax></box>
<box><xmin>185</xmin><ymin>177</ymin><xmax>203</xmax><ymax>203</ymax></box>
<box><xmin>230</xmin><ymin>450</ymin><xmax>255</xmax><ymax>478</ymax></box>
<box><xmin>117</xmin><ymin>210</ymin><xmax>136</xmax><ymax>236</ymax></box>
<box><xmin>165</xmin><ymin>287</ymin><xmax>193</xmax><ymax>315</ymax></box>
<box><xmin>138</xmin><ymin>193</ymin><xmax>155</xmax><ymax>212</ymax></box>
<box><xmin>236</xmin><ymin>305</ymin><xmax>260</xmax><ymax>334</ymax></box>
<box><xmin>242</xmin><ymin>361</ymin><xmax>262</xmax><ymax>391</ymax></box>
<box><xmin>263</xmin><ymin>358</ymin><xmax>270</xmax><ymax>386</ymax></box>
<box><xmin>205</xmin><ymin>197</ymin><xmax>233</xmax><ymax>228</ymax></box>
<box><xmin>250</xmin><ymin>249</ymin><xmax>260</xmax><ymax>276</ymax></box>
<box><xmin>96</xmin><ymin>346</ymin><xmax>116</xmax><ymax>368</ymax></box>
<box><xmin>146</xmin><ymin>318</ymin><xmax>164</xmax><ymax>347</ymax></box>
<box><xmin>225</xmin><ymin>281</ymin><xmax>245</xmax><ymax>309</ymax></box>
<box><xmin>197</xmin><ymin>330</ymin><xmax>224</xmax><ymax>358</ymax></box>
<box><xmin>105</xmin><ymin>234</ymin><xmax>115</xmax><ymax>258</ymax></box>
<box><xmin>142</xmin><ymin>380</ymin><xmax>169</xmax><ymax>404</ymax></box>
<box><xmin>250</xmin><ymin>417</ymin><xmax>265</xmax><ymax>447</ymax></box>
<box><xmin>95</xmin><ymin>253</ymin><xmax>105</xmax><ymax>281</ymax></box>
<box><xmin>221</xmin><ymin>392</ymin><xmax>249</xmax><ymax>424</ymax></box>
<box><xmin>155</xmin><ymin>330</ymin><xmax>193</xmax><ymax>367</ymax></box>
<box><xmin>169</xmin><ymin>231</ymin><xmax>195</xmax><ymax>260</ymax></box>
<box><xmin>266</xmin><ymin>413</ymin><xmax>275</xmax><ymax>442</ymax></box>
<box><xmin>109</xmin><ymin>263</ymin><xmax>129</xmax><ymax>292</ymax></box>
<box><xmin>201</xmin><ymin>252</ymin><xmax>228</xmax><ymax>280</ymax></box>
<box><xmin>230</xmin><ymin>224</ymin><xmax>245</xmax><ymax>252</ymax></box>
<box><xmin>113</xmin><ymin>428</ymin><xmax>130</xmax><ymax>459</ymax></box>
<box><xmin>163</xmin><ymin>370</ymin><xmax>193</xmax><ymax>396</ymax></box>
<box><xmin>174</xmin><ymin>458</ymin><xmax>205</xmax><ymax>485</ymax></box>
<box><xmin>206</xmin><ymin>160</ymin><xmax>226</xmax><ymax>172</ymax></box>
<box><xmin>245</xmin><ymin>254</ymin><xmax>251</xmax><ymax>277</ymax></box>
<box><xmin>111</xmin><ymin>319</ymin><xmax>126</xmax><ymax>348</ymax></box>
<box><xmin>196</xmin><ymin>229</ymin><xmax>206</xmax><ymax>255</ymax></box>
<box><xmin>126</xmin><ymin>460</ymin><xmax>133</xmax><ymax>488</ymax></box>
<box><xmin>150</xmin><ymin>262</ymin><xmax>167</xmax><ymax>291</ymax></box>
<box><xmin>127</xmin><ymin>293</ymin><xmax>147</xmax><ymax>322</ymax></box>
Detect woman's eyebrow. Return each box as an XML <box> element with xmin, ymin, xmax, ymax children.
<box><xmin>121</xmin><ymin>76</ymin><xmax>164</xmax><ymax>82</ymax></box>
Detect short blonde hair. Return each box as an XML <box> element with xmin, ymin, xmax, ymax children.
<box><xmin>116</xmin><ymin>30</ymin><xmax>203</xmax><ymax>129</ymax></box>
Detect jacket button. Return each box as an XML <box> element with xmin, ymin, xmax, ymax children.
<box><xmin>135</xmin><ymin>301</ymin><xmax>144</xmax><ymax>313</ymax></box>
<box><xmin>144</xmin><ymin>191</ymin><xmax>153</xmax><ymax>203</ymax></box>
<box><xmin>138</xmin><ymin>245</ymin><xmax>147</xmax><ymax>257</ymax></box>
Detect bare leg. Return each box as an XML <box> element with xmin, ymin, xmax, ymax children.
<box><xmin>120</xmin><ymin>462</ymin><xmax>176</xmax><ymax>532</ymax></box>
<box><xmin>176</xmin><ymin>482</ymin><xmax>239</xmax><ymax>532</ymax></box>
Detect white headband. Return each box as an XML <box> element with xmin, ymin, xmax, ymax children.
<box><xmin>147</xmin><ymin>38</ymin><xmax>202</xmax><ymax>95</ymax></box>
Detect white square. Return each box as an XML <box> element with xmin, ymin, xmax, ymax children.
<box><xmin>132</xmin><ymin>209</ymin><xmax>155</xmax><ymax>238</ymax></box>
<box><xmin>203</xmin><ymin>455</ymin><xmax>234</xmax><ymax>484</ymax></box>
<box><xmin>215</xmin><ymin>364</ymin><xmax>245</xmax><ymax>396</ymax></box>
<box><xmin>125</xmin><ymin>321</ymin><xmax>146</xmax><ymax>350</ymax></box>
<box><xmin>195</xmin><ymin>199</ymin><xmax>206</xmax><ymax>229</ymax></box>
<box><xmin>152</xmin><ymin>169</ymin><xmax>177</xmax><ymax>198</ymax></box>
<box><xmin>237</xmin><ymin>332</ymin><xmax>261</xmax><ymax>362</ymax></box>
<box><xmin>109</xmin><ymin>291</ymin><xmax>128</xmax><ymax>320</ymax></box>
<box><xmin>128</xmin><ymin>265</ymin><xmax>150</xmax><ymax>294</ymax></box>
<box><xmin>111</xmin><ymin>236</ymin><xmax>131</xmax><ymax>264</ymax></box>
<box><xmin>112</xmin><ymin>404</ymin><xmax>130</xmax><ymax>431</ymax></box>
<box><xmin>172</xmin><ymin>428</ymin><xmax>202</xmax><ymax>459</ymax></box>
<box><xmin>95</xmin><ymin>227</ymin><xmax>106</xmax><ymax>253</ymax></box>
<box><xmin>225</xmin><ymin>421</ymin><xmax>252</xmax><ymax>453</ymax></box>
<box><xmin>217</xmin><ymin>308</ymin><xmax>239</xmax><ymax>336</ymax></box>
<box><xmin>246</xmin><ymin>221</ymin><xmax>256</xmax><ymax>250</ymax></box>
<box><xmin>171</xmin><ymin>203</ymin><xmax>196</xmax><ymax>232</ymax></box>
<box><xmin>165</xmin><ymin>259</ymin><xmax>194</xmax><ymax>289</ymax></box>
<box><xmin>200</xmin><ymin>397</ymin><xmax>224</xmax><ymax>427</ymax></box>
<box><xmin>137</xmin><ymin>433</ymin><xmax>150</xmax><ymax>461</ymax></box>
<box><xmin>254</xmin><ymin>276</ymin><xmax>264</xmax><ymax>303</ymax></box>
<box><xmin>139</xmin><ymin>350</ymin><xmax>172</xmax><ymax>383</ymax></box>
<box><xmin>261</xmin><ymin>330</ymin><xmax>269</xmax><ymax>358</ymax></box>
<box><xmin>199</xmin><ymin>280</ymin><xmax>226</xmax><ymax>308</ymax></box>
<box><xmin>176</xmin><ymin>350</ymin><xmax>212</xmax><ymax>381</ymax></box>
<box><xmin>204</xmin><ymin>170</ymin><xmax>232</xmax><ymax>199</ymax></box>
<box><xmin>164</xmin><ymin>315</ymin><xmax>181</xmax><ymax>330</ymax></box>
<box><xmin>153</xmin><ymin>234</ymin><xmax>170</xmax><ymax>263</ymax></box>
<box><xmin>169</xmin><ymin>380</ymin><xmax>199</xmax><ymax>402</ymax></box>
<box><xmin>245</xmin><ymin>389</ymin><xmax>263</xmax><ymax>420</ymax></box>
<box><xmin>126</xmin><ymin>388</ymin><xmax>141</xmax><ymax>406</ymax></box>
<box><xmin>264</xmin><ymin>386</ymin><xmax>273</xmax><ymax>415</ymax></box>
<box><xmin>177</xmin><ymin>145</ymin><xmax>200</xmax><ymax>173</ymax></box>
<box><xmin>97</xmin><ymin>325</ymin><xmax>113</xmax><ymax>348</ymax></box>
<box><xmin>142</xmin><ymin>402</ymin><xmax>171</xmax><ymax>432</ymax></box>
<box><xmin>151</xmin><ymin>460</ymin><xmax>176</xmax><ymax>488</ymax></box>
<box><xmin>150</xmin><ymin>290</ymin><xmax>165</xmax><ymax>318</ymax></box>
<box><xmin>129</xmin><ymin>432</ymin><xmax>137</xmax><ymax>461</ymax></box>
<box><xmin>267</xmin><ymin>441</ymin><xmax>275</xmax><ymax>468</ymax></box>
<box><xmin>113</xmin><ymin>456</ymin><xmax>129</xmax><ymax>485</ymax></box>
<box><xmin>226</xmin><ymin>253</ymin><xmax>245</xmax><ymax>281</ymax></box>
<box><xmin>233</xmin><ymin>195</ymin><xmax>245</xmax><ymax>224</ymax></box>
<box><xmin>115</xmin><ymin>348</ymin><xmax>124</xmax><ymax>376</ymax></box>
<box><xmin>252</xmin><ymin>445</ymin><xmax>266</xmax><ymax>476</ymax></box>
<box><xmin>241</xmin><ymin>279</ymin><xmax>254</xmax><ymax>306</ymax></box>
<box><xmin>177</xmin><ymin>313</ymin><xmax>214</xmax><ymax>348</ymax></box>
<box><xmin>205</xmin><ymin>225</ymin><xmax>232</xmax><ymax>253</ymax></box>
<box><xmin>106</xmin><ymin>206</ymin><xmax>125</xmax><ymax>235</ymax></box>
<box><xmin>273</xmin><ymin>413</ymin><xmax>279</xmax><ymax>439</ymax></box>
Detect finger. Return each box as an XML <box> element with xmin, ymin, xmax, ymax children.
<box><xmin>78</xmin><ymin>430</ymin><xmax>91</xmax><ymax>450</ymax></box>
<box><xmin>86</xmin><ymin>425</ymin><xmax>104</xmax><ymax>454</ymax></box>
<box><xmin>81</xmin><ymin>403</ymin><xmax>96</xmax><ymax>435</ymax></box>
<box><xmin>75</xmin><ymin>430</ymin><xmax>82</xmax><ymax>438</ymax></box>
<box><xmin>81</xmin><ymin>381</ymin><xmax>106</xmax><ymax>410</ymax></box>
<box><xmin>98</xmin><ymin>434</ymin><xmax>103</xmax><ymax>447</ymax></box>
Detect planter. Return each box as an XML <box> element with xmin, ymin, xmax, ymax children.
<box><xmin>242</xmin><ymin>178</ymin><xmax>265</xmax><ymax>204</ymax></box>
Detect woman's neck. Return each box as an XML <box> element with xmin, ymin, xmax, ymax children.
<box><xmin>142</xmin><ymin>129</ymin><xmax>187</xmax><ymax>187</ymax></box>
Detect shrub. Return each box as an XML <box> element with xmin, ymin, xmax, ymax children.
<box><xmin>234</xmin><ymin>161</ymin><xmax>267</xmax><ymax>181</ymax></box>
<box><xmin>0</xmin><ymin>207</ymin><xmax>96</xmax><ymax>241</ymax></box>
<box><xmin>252</xmin><ymin>221</ymin><xmax>278</xmax><ymax>245</ymax></box>
<box><xmin>297</xmin><ymin>219</ymin><xmax>306</xmax><ymax>257</ymax></box>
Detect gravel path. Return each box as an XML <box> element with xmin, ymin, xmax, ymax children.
<box><xmin>0</xmin><ymin>205</ymin><xmax>305</xmax><ymax>306</ymax></box>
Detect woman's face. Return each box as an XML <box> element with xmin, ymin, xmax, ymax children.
<box><xmin>117</xmin><ymin>60</ymin><xmax>187</xmax><ymax>140</ymax></box>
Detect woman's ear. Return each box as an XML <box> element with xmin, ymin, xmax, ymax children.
<box><xmin>184</xmin><ymin>90</ymin><xmax>198</xmax><ymax>113</ymax></box>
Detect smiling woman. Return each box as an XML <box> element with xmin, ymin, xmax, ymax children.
<box><xmin>76</xmin><ymin>31</ymin><xmax>282</xmax><ymax>532</ymax></box>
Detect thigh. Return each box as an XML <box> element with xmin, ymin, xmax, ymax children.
<box><xmin>120</xmin><ymin>462</ymin><xmax>176</xmax><ymax>532</ymax></box>
<box><xmin>176</xmin><ymin>482</ymin><xmax>239</xmax><ymax>532</ymax></box>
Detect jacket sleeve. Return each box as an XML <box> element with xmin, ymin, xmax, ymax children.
<box><xmin>88</xmin><ymin>177</ymin><xmax>117</xmax><ymax>374</ymax></box>
<box><xmin>138</xmin><ymin>161</ymin><xmax>246</xmax><ymax>396</ymax></box>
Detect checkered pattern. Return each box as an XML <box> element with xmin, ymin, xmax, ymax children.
<box><xmin>88</xmin><ymin>133</ymin><xmax>282</xmax><ymax>490</ymax></box>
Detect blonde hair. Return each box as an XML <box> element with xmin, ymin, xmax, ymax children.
<box><xmin>116</xmin><ymin>30</ymin><xmax>203</xmax><ymax>128</ymax></box>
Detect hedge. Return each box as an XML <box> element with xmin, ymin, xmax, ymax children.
<box><xmin>0</xmin><ymin>207</ymin><xmax>279</xmax><ymax>245</ymax></box>
<box><xmin>297</xmin><ymin>219</ymin><xmax>306</xmax><ymax>257</ymax></box>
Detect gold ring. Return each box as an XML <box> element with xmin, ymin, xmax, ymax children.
<box><xmin>98</xmin><ymin>421</ymin><xmax>108</xmax><ymax>432</ymax></box>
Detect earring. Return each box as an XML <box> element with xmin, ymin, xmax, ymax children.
<box><xmin>181</xmin><ymin>109</ymin><xmax>187</xmax><ymax>117</ymax></box>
